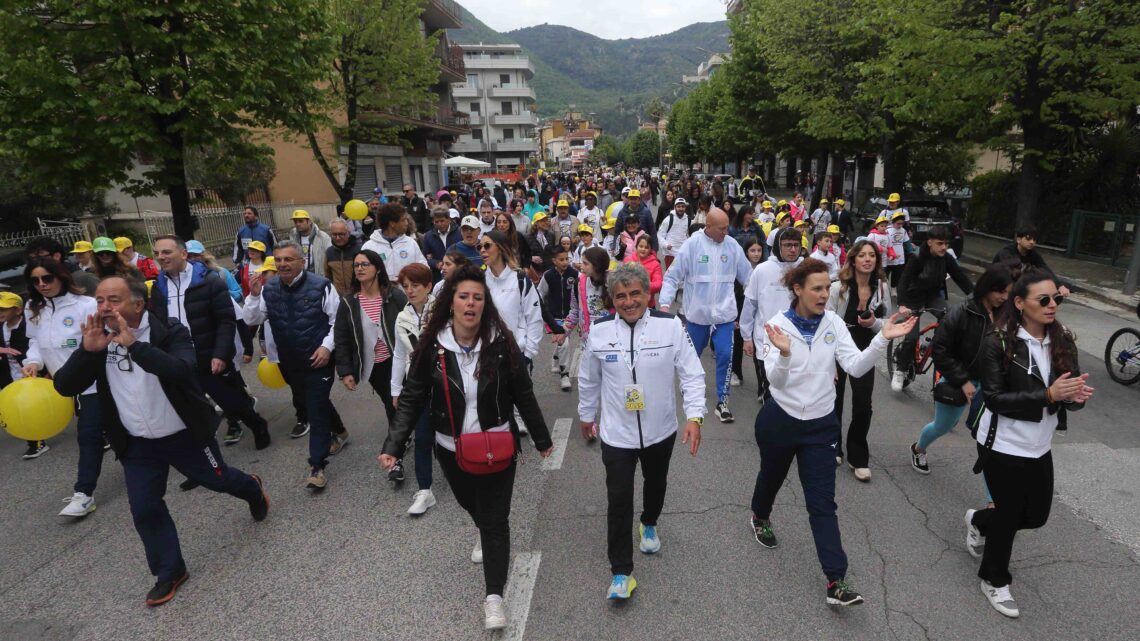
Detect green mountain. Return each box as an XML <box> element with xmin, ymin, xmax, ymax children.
<box><xmin>450</xmin><ymin>5</ymin><xmax>729</xmax><ymax>136</ymax></box>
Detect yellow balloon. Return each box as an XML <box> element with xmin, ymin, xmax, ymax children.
<box><xmin>344</xmin><ymin>199</ymin><xmax>369</xmax><ymax>221</ymax></box>
<box><xmin>257</xmin><ymin>358</ymin><xmax>287</xmax><ymax>389</ymax></box>
<box><xmin>0</xmin><ymin>378</ymin><xmax>75</xmax><ymax>441</ymax></box>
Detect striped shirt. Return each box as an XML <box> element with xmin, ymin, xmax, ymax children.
<box><xmin>359</xmin><ymin>296</ymin><xmax>391</xmax><ymax>363</ymax></box>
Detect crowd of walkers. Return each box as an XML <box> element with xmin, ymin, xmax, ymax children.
<box><xmin>1</xmin><ymin>168</ymin><xmax>1091</xmax><ymax>627</ymax></box>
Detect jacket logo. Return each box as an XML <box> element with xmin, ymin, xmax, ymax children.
<box><xmin>720</xmin><ymin>254</ymin><xmax>728</xmax><ymax>263</ymax></box>
<box><xmin>699</xmin><ymin>255</ymin><xmax>709</xmax><ymax>264</ymax></box>
<box><xmin>605</xmin><ymin>354</ymin><xmax>618</xmax><ymax>362</ymax></box>
<box><xmin>399</xmin><ymin>250</ymin><xmax>409</xmax><ymax>259</ymax></box>
<box><xmin>62</xmin><ymin>316</ymin><xmax>75</xmax><ymax>327</ymax></box>
<box><xmin>823</xmin><ymin>331</ymin><xmax>836</xmax><ymax>345</ymax></box>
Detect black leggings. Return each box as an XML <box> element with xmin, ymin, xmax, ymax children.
<box><xmin>971</xmin><ymin>446</ymin><xmax>1053</xmax><ymax>588</ymax></box>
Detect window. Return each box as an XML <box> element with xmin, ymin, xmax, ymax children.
<box><xmin>471</xmin><ymin>129</ymin><xmax>483</xmax><ymax>141</ymax></box>
<box><xmin>503</xmin><ymin>129</ymin><xmax>514</xmax><ymax>140</ymax></box>
<box><xmin>501</xmin><ymin>101</ymin><xmax>513</xmax><ymax>115</ymax></box>
<box><xmin>469</xmin><ymin>102</ymin><xmax>480</xmax><ymax>113</ymax></box>
<box><xmin>500</xmin><ymin>74</ymin><xmax>510</xmax><ymax>85</ymax></box>
<box><xmin>466</xmin><ymin>74</ymin><xmax>478</xmax><ymax>88</ymax></box>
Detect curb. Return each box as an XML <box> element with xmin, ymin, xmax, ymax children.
<box><xmin>958</xmin><ymin>253</ymin><xmax>1139</xmax><ymax>314</ymax></box>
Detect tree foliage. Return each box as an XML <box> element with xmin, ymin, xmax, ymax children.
<box><xmin>625</xmin><ymin>130</ymin><xmax>662</xmax><ymax>168</ymax></box>
<box><xmin>184</xmin><ymin>135</ymin><xmax>277</xmax><ymax>207</ymax></box>
<box><xmin>589</xmin><ymin>134</ymin><xmax>622</xmax><ymax>165</ymax></box>
<box><xmin>0</xmin><ymin>0</ymin><xmax>331</xmax><ymax>239</ymax></box>
<box><xmin>300</xmin><ymin>0</ymin><xmax>442</xmax><ymax>203</ymax></box>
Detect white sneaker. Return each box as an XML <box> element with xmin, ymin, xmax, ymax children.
<box><xmin>980</xmin><ymin>580</ymin><xmax>1019</xmax><ymax>618</ymax></box>
<box><xmin>407</xmin><ymin>489</ymin><xmax>436</xmax><ymax>515</ymax></box>
<box><xmin>560</xmin><ymin>373</ymin><xmax>572</xmax><ymax>391</ymax></box>
<box><xmin>852</xmin><ymin>467</ymin><xmax>872</xmax><ymax>482</ymax></box>
<box><xmin>471</xmin><ymin>536</ymin><xmax>483</xmax><ymax>563</ymax></box>
<box><xmin>59</xmin><ymin>492</ymin><xmax>96</xmax><ymax>517</ymax></box>
<box><xmin>965</xmin><ymin>509</ymin><xmax>986</xmax><ymax>558</ymax></box>
<box><xmin>551</xmin><ymin>357</ymin><xmax>560</xmax><ymax>373</ymax></box>
<box><xmin>890</xmin><ymin>370</ymin><xmax>906</xmax><ymax>392</ymax></box>
<box><xmin>730</xmin><ymin>373</ymin><xmax>741</xmax><ymax>387</ymax></box>
<box><xmin>483</xmin><ymin>594</ymin><xmax>508</xmax><ymax>630</ymax></box>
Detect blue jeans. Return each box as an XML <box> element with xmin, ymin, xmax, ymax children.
<box><xmin>917</xmin><ymin>379</ymin><xmax>984</xmax><ymax>450</ymax></box>
<box><xmin>685</xmin><ymin>321</ymin><xmax>734</xmax><ymax>402</ymax></box>
<box><xmin>752</xmin><ymin>403</ymin><xmax>848</xmax><ymax>581</ymax></box>
<box><xmin>282</xmin><ymin>364</ymin><xmax>336</xmax><ymax>470</ymax></box>
<box><xmin>413</xmin><ymin>411</ymin><xmax>433</xmax><ymax>490</ymax></box>
<box><xmin>74</xmin><ymin>393</ymin><xmax>104</xmax><ymax>495</ymax></box>
<box><xmin>121</xmin><ymin>430</ymin><xmax>261</xmax><ymax>581</ymax></box>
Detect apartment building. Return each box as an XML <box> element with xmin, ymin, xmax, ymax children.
<box><xmin>449</xmin><ymin>43</ymin><xmax>539</xmax><ymax>170</ymax></box>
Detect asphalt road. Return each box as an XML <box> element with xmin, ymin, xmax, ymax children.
<box><xmin>0</xmin><ymin>292</ymin><xmax>1138</xmax><ymax>641</ymax></box>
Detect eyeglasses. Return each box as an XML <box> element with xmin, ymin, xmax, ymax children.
<box><xmin>31</xmin><ymin>274</ymin><xmax>57</xmax><ymax>285</ymax></box>
<box><xmin>109</xmin><ymin>343</ymin><xmax>133</xmax><ymax>372</ymax></box>
<box><xmin>352</xmin><ymin>262</ymin><xmax>373</xmax><ymax>269</ymax></box>
<box><xmin>479</xmin><ymin>243</ymin><xmax>495</xmax><ymax>250</ymax></box>
<box><xmin>1035</xmin><ymin>294</ymin><xmax>1064</xmax><ymax>307</ymax></box>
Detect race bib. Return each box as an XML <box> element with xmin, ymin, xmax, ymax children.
<box><xmin>624</xmin><ymin>384</ymin><xmax>646</xmax><ymax>411</ymax></box>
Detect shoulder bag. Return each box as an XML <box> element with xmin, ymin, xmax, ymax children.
<box><xmin>438</xmin><ymin>347</ymin><xmax>515</xmax><ymax>475</ymax></box>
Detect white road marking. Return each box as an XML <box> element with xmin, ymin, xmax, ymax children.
<box><xmin>502</xmin><ymin>551</ymin><xmax>542</xmax><ymax>641</ymax></box>
<box><xmin>541</xmin><ymin>418</ymin><xmax>572</xmax><ymax>471</ymax></box>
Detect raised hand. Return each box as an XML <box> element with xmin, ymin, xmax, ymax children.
<box><xmin>880</xmin><ymin>312</ymin><xmax>917</xmax><ymax>340</ymax></box>
<box><xmin>763</xmin><ymin>323</ymin><xmax>791</xmax><ymax>356</ymax></box>
<box><xmin>80</xmin><ymin>313</ymin><xmax>112</xmax><ymax>352</ymax></box>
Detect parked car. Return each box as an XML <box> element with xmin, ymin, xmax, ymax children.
<box><xmin>856</xmin><ymin>196</ymin><xmax>964</xmax><ymax>256</ymax></box>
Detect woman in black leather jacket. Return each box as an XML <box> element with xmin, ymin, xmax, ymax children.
<box><xmin>379</xmin><ymin>264</ymin><xmax>552</xmax><ymax>632</ymax></box>
<box><xmin>910</xmin><ymin>263</ymin><xmax>1012</xmax><ymax>475</ymax></box>
<box><xmin>966</xmin><ymin>271</ymin><xmax>1092</xmax><ymax>619</ymax></box>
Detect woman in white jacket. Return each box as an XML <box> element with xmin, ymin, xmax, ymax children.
<box><xmin>391</xmin><ymin>263</ymin><xmax>436</xmax><ymax>515</ymax></box>
<box><xmin>749</xmin><ymin>259</ymin><xmax>915</xmax><ymax>608</ymax></box>
<box><xmin>21</xmin><ymin>259</ymin><xmax>103</xmax><ymax>518</ymax></box>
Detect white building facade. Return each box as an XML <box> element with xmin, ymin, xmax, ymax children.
<box><xmin>450</xmin><ymin>43</ymin><xmax>539</xmax><ymax>170</ymax></box>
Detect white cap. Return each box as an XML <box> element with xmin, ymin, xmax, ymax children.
<box><xmin>621</xmin><ymin>186</ymin><xmax>631</xmax><ymax>194</ymax></box>
<box><xmin>460</xmin><ymin>215</ymin><xmax>480</xmax><ymax>229</ymax></box>
<box><xmin>674</xmin><ymin>197</ymin><xmax>688</xmax><ymax>206</ymax></box>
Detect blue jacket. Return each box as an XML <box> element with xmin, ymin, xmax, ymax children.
<box><xmin>422</xmin><ymin>225</ymin><xmax>461</xmax><ymax>278</ymax></box>
<box><xmin>232</xmin><ymin>222</ymin><xmax>277</xmax><ymax>263</ymax></box>
<box><xmin>262</xmin><ymin>271</ymin><xmax>335</xmax><ymax>369</ymax></box>
<box><xmin>152</xmin><ymin>262</ymin><xmax>237</xmax><ymax>372</ymax></box>
<box><xmin>448</xmin><ymin>239</ymin><xmax>484</xmax><ymax>268</ymax></box>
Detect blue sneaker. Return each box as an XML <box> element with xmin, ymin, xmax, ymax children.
<box><xmin>607</xmin><ymin>574</ymin><xmax>637</xmax><ymax>600</ymax></box>
<box><xmin>639</xmin><ymin>523</ymin><xmax>661</xmax><ymax>554</ymax></box>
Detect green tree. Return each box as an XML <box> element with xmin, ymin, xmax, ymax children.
<box><xmin>184</xmin><ymin>135</ymin><xmax>277</xmax><ymax>207</ymax></box>
<box><xmin>299</xmin><ymin>0</ymin><xmax>442</xmax><ymax>204</ymax></box>
<box><xmin>625</xmin><ymin>129</ymin><xmax>662</xmax><ymax>168</ymax></box>
<box><xmin>0</xmin><ymin>156</ymin><xmax>116</xmax><ymax>227</ymax></box>
<box><xmin>590</xmin><ymin>134</ymin><xmax>622</xmax><ymax>165</ymax></box>
<box><xmin>0</xmin><ymin>1</ymin><xmax>331</xmax><ymax>240</ymax></box>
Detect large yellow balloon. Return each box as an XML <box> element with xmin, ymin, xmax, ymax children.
<box><xmin>0</xmin><ymin>378</ymin><xmax>75</xmax><ymax>441</ymax></box>
<box><xmin>344</xmin><ymin>199</ymin><xmax>369</xmax><ymax>221</ymax></box>
<box><xmin>257</xmin><ymin>358</ymin><xmax>287</xmax><ymax>389</ymax></box>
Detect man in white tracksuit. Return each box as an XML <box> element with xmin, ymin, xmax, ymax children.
<box><xmin>740</xmin><ymin>226</ymin><xmax>805</xmax><ymax>403</ymax></box>
<box><xmin>361</xmin><ymin>202</ymin><xmax>428</xmax><ymax>281</ymax></box>
<box><xmin>658</xmin><ymin>208</ymin><xmax>752</xmax><ymax>423</ymax></box>
<box><xmin>578</xmin><ymin>262</ymin><xmax>706</xmax><ymax>602</ymax></box>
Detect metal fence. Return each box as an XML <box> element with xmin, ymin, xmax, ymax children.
<box><xmin>0</xmin><ymin>218</ymin><xmax>90</xmax><ymax>251</ymax></box>
<box><xmin>140</xmin><ymin>202</ymin><xmax>340</xmax><ymax>263</ymax></box>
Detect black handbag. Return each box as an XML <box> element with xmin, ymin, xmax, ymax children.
<box><xmin>932</xmin><ymin>379</ymin><xmax>968</xmax><ymax>406</ymax></box>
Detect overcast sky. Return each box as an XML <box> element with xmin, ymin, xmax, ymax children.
<box><xmin>458</xmin><ymin>0</ymin><xmax>729</xmax><ymax>40</ymax></box>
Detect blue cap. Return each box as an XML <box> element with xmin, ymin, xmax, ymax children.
<box><xmin>186</xmin><ymin>240</ymin><xmax>206</xmax><ymax>254</ymax></box>
<box><xmin>373</xmin><ymin>187</ymin><xmax>383</xmax><ymax>194</ymax></box>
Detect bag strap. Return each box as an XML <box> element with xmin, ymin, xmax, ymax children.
<box><xmin>972</xmin><ymin>410</ymin><xmax>999</xmax><ymax>474</ymax></box>
<box><xmin>438</xmin><ymin>348</ymin><xmax>458</xmax><ymax>439</ymax></box>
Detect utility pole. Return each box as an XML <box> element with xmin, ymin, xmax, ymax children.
<box><xmin>1125</xmin><ymin>215</ymin><xmax>1140</xmax><ymax>296</ymax></box>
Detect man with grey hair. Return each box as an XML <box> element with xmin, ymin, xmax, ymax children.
<box><xmin>324</xmin><ymin>218</ymin><xmax>362</xmax><ymax>296</ymax></box>
<box><xmin>578</xmin><ymin>261</ymin><xmax>706</xmax><ymax>602</ymax></box>
<box><xmin>658</xmin><ymin>207</ymin><xmax>752</xmax><ymax>423</ymax></box>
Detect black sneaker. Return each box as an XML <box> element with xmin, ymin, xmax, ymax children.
<box><xmin>826</xmin><ymin>580</ymin><xmax>864</xmax><ymax>606</ymax></box>
<box><xmin>751</xmin><ymin>516</ymin><xmax>777</xmax><ymax>548</ymax></box>
<box><xmin>178</xmin><ymin>478</ymin><xmax>200</xmax><ymax>491</ymax></box>
<box><xmin>223</xmin><ymin>423</ymin><xmax>243</xmax><ymax>445</ymax></box>
<box><xmin>715</xmin><ymin>402</ymin><xmax>734</xmax><ymax>423</ymax></box>
<box><xmin>145</xmin><ymin>571</ymin><xmax>189</xmax><ymax>607</ymax></box>
<box><xmin>910</xmin><ymin>442</ymin><xmax>930</xmax><ymax>475</ymax></box>
<box><xmin>252</xmin><ymin>427</ymin><xmax>271</xmax><ymax>451</ymax></box>
<box><xmin>388</xmin><ymin>458</ymin><xmax>405</xmax><ymax>483</ymax></box>
<box><xmin>248</xmin><ymin>474</ymin><xmax>269</xmax><ymax>522</ymax></box>
<box><xmin>21</xmin><ymin>441</ymin><xmax>49</xmax><ymax>459</ymax></box>
<box><xmin>290</xmin><ymin>421</ymin><xmax>310</xmax><ymax>439</ymax></box>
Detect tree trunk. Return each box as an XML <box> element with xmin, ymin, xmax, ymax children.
<box><xmin>881</xmin><ymin>112</ymin><xmax>905</xmax><ymax>194</ymax></box>
<box><xmin>1015</xmin><ymin>147</ymin><xmax>1043</xmax><ymax>232</ymax></box>
<box><xmin>163</xmin><ymin>143</ymin><xmax>196</xmax><ymax>241</ymax></box>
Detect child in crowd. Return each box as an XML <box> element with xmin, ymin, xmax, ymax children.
<box><xmin>886</xmin><ymin>211</ymin><xmax>912</xmax><ymax>287</ymax></box>
<box><xmin>867</xmin><ymin>215</ymin><xmax>894</xmax><ymax>265</ymax></box>
<box><xmin>810</xmin><ymin>233</ymin><xmax>841</xmax><ymax>281</ymax></box>
<box><xmin>571</xmin><ymin>225</ymin><xmax>597</xmax><ymax>271</ymax></box>
<box><xmin>0</xmin><ymin>292</ymin><xmax>49</xmax><ymax>459</ymax></box>
<box><xmin>538</xmin><ymin>246</ymin><xmax>579</xmax><ymax>391</ymax></box>
<box><xmin>564</xmin><ymin>246</ymin><xmax>613</xmax><ymax>441</ymax></box>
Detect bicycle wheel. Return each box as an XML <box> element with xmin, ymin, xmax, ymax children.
<box><xmin>1105</xmin><ymin>328</ymin><xmax>1140</xmax><ymax>385</ymax></box>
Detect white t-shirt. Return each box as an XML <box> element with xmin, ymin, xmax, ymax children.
<box><xmin>887</xmin><ymin>226</ymin><xmax>910</xmax><ymax>267</ymax></box>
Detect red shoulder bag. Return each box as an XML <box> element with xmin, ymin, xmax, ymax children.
<box><xmin>438</xmin><ymin>348</ymin><xmax>515</xmax><ymax>475</ymax></box>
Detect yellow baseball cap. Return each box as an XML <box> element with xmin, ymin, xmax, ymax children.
<box><xmin>761</xmin><ymin>201</ymin><xmax>772</xmax><ymax>209</ymax></box>
<box><xmin>794</xmin><ymin>219</ymin><xmax>807</xmax><ymax>227</ymax></box>
<box><xmin>255</xmin><ymin>256</ymin><xmax>277</xmax><ymax>272</ymax></box>
<box><xmin>875</xmin><ymin>215</ymin><xmax>889</xmax><ymax>225</ymax></box>
<box><xmin>587</xmin><ymin>191</ymin><xmax>598</xmax><ymax>198</ymax></box>
<box><xmin>70</xmin><ymin>240</ymin><xmax>93</xmax><ymax>254</ymax></box>
<box><xmin>291</xmin><ymin>209</ymin><xmax>311</xmax><ymax>220</ymax></box>
<box><xmin>775</xmin><ymin>212</ymin><xmax>790</xmax><ymax>224</ymax></box>
<box><xmin>888</xmin><ymin>193</ymin><xmax>901</xmax><ymax>202</ymax></box>
<box><xmin>248</xmin><ymin>240</ymin><xmax>267</xmax><ymax>253</ymax></box>
<box><xmin>835</xmin><ymin>199</ymin><xmax>845</xmax><ymax>206</ymax></box>
<box><xmin>826</xmin><ymin>225</ymin><xmax>840</xmax><ymax>234</ymax></box>
<box><xmin>557</xmin><ymin>200</ymin><xmax>570</xmax><ymax>208</ymax></box>
<box><xmin>820</xmin><ymin>198</ymin><xmax>830</xmax><ymax>205</ymax></box>
<box><xmin>891</xmin><ymin>211</ymin><xmax>907</xmax><ymax>221</ymax></box>
<box><xmin>532</xmin><ymin>212</ymin><xmax>549</xmax><ymax>223</ymax></box>
<box><xmin>578</xmin><ymin>224</ymin><xmax>594</xmax><ymax>234</ymax></box>
<box><xmin>777</xmin><ymin>199</ymin><xmax>787</xmax><ymax>207</ymax></box>
<box><xmin>601</xmin><ymin>217</ymin><xmax>616</xmax><ymax>230</ymax></box>
<box><xmin>113</xmin><ymin>236</ymin><xmax>133</xmax><ymax>251</ymax></box>
<box><xmin>0</xmin><ymin>292</ymin><xmax>23</xmax><ymax>309</ymax></box>
<box><xmin>628</xmin><ymin>189</ymin><xmax>641</xmax><ymax>198</ymax></box>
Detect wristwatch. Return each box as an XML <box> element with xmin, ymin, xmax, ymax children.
<box><xmin>687</xmin><ymin>417</ymin><xmax>703</xmax><ymax>427</ymax></box>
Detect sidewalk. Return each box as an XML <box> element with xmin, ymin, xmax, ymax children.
<box><xmin>959</xmin><ymin>231</ymin><xmax>1139</xmax><ymax>313</ymax></box>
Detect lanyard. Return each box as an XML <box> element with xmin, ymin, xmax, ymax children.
<box><xmin>612</xmin><ymin>317</ymin><xmax>645</xmax><ymax>373</ymax></box>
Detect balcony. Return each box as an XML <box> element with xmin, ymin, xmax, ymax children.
<box><xmin>423</xmin><ymin>0</ymin><xmax>463</xmax><ymax>30</ymax></box>
<box><xmin>488</xmin><ymin>84</ymin><xmax>536</xmax><ymax>100</ymax></box>
<box><xmin>493</xmin><ymin>138</ymin><xmax>538</xmax><ymax>153</ymax></box>
<box><xmin>449</xmin><ymin>140</ymin><xmax>491</xmax><ymax>154</ymax></box>
<box><xmin>451</xmin><ymin>85</ymin><xmax>481</xmax><ymax>99</ymax></box>
<box><xmin>468</xmin><ymin>113</ymin><xmax>484</xmax><ymax>126</ymax></box>
<box><xmin>491</xmin><ymin>112</ymin><xmax>538</xmax><ymax>126</ymax></box>
<box><xmin>437</xmin><ymin>43</ymin><xmax>466</xmax><ymax>83</ymax></box>
<box><xmin>462</xmin><ymin>56</ymin><xmax>535</xmax><ymax>78</ymax></box>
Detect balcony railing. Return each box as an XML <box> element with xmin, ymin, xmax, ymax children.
<box><xmin>425</xmin><ymin>0</ymin><xmax>463</xmax><ymax>28</ymax></box>
<box><xmin>490</xmin><ymin>112</ymin><xmax>538</xmax><ymax>126</ymax></box>
<box><xmin>438</xmin><ymin>43</ymin><xmax>466</xmax><ymax>81</ymax></box>
<box><xmin>489</xmin><ymin>84</ymin><xmax>535</xmax><ymax>100</ymax></box>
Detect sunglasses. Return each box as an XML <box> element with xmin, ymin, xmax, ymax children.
<box><xmin>1035</xmin><ymin>294</ymin><xmax>1064</xmax><ymax>307</ymax></box>
<box><xmin>30</xmin><ymin>274</ymin><xmax>57</xmax><ymax>286</ymax></box>
<box><xmin>352</xmin><ymin>262</ymin><xmax>374</xmax><ymax>269</ymax></box>
<box><xmin>479</xmin><ymin>243</ymin><xmax>495</xmax><ymax>250</ymax></box>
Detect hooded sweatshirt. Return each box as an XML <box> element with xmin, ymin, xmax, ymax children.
<box><xmin>740</xmin><ymin>227</ymin><xmax>804</xmax><ymax>344</ymax></box>
<box><xmin>362</xmin><ymin>230</ymin><xmax>428</xmax><ymax>281</ymax></box>
<box><xmin>523</xmin><ymin>189</ymin><xmax>545</xmax><ymax>221</ymax></box>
